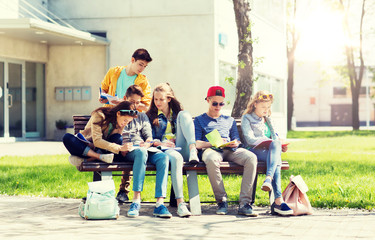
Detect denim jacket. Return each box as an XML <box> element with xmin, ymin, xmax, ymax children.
<box><xmin>151</xmin><ymin>111</ymin><xmax>177</xmax><ymax>141</ymax></box>
<box><xmin>241</xmin><ymin>112</ymin><xmax>279</xmax><ymax>148</ymax></box>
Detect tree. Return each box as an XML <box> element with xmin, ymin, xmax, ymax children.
<box><xmin>286</xmin><ymin>0</ymin><xmax>300</xmax><ymax>130</ymax></box>
<box><xmin>339</xmin><ymin>0</ymin><xmax>366</xmax><ymax>130</ymax></box>
<box><xmin>231</xmin><ymin>0</ymin><xmax>254</xmax><ymax>117</ymax></box>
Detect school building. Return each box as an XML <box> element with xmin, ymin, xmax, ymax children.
<box><xmin>0</xmin><ymin>0</ymin><xmax>287</xmax><ymax>142</ymax></box>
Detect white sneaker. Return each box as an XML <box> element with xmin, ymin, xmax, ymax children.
<box><xmin>188</xmin><ymin>149</ymin><xmax>199</xmax><ymax>164</ymax></box>
<box><xmin>68</xmin><ymin>155</ymin><xmax>84</xmax><ymax>166</ymax></box>
<box><xmin>99</xmin><ymin>153</ymin><xmax>114</xmax><ymax>163</ymax></box>
<box><xmin>177</xmin><ymin>202</ymin><xmax>192</xmax><ymax>217</ymax></box>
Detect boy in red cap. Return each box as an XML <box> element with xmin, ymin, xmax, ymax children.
<box><xmin>194</xmin><ymin>86</ymin><xmax>258</xmax><ymax>216</ymax></box>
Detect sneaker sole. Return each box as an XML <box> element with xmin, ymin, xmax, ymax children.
<box><xmin>216</xmin><ymin>211</ymin><xmax>227</xmax><ymax>215</ymax></box>
<box><xmin>261</xmin><ymin>184</ymin><xmax>272</xmax><ymax>192</ymax></box>
<box><xmin>188</xmin><ymin>160</ymin><xmax>199</xmax><ymax>164</ymax></box>
<box><xmin>127</xmin><ymin>214</ymin><xmax>139</xmax><ymax>218</ymax></box>
<box><xmin>153</xmin><ymin>214</ymin><xmax>172</xmax><ymax>218</ymax></box>
<box><xmin>238</xmin><ymin>212</ymin><xmax>258</xmax><ymax>217</ymax></box>
<box><xmin>178</xmin><ymin>212</ymin><xmax>192</xmax><ymax>218</ymax></box>
<box><xmin>274</xmin><ymin>208</ymin><xmax>294</xmax><ymax>216</ymax></box>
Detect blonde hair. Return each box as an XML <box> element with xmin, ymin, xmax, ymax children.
<box><xmin>243</xmin><ymin>90</ymin><xmax>274</xmax><ymax>116</ymax></box>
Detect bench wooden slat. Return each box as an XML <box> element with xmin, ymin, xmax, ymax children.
<box><xmin>78</xmin><ymin>161</ymin><xmax>289</xmax><ymax>174</ymax></box>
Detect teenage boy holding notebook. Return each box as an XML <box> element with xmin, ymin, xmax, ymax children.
<box><xmin>194</xmin><ymin>86</ymin><xmax>258</xmax><ymax>216</ymax></box>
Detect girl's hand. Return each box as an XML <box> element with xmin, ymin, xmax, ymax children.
<box><xmin>162</xmin><ymin>140</ymin><xmax>175</xmax><ymax>148</ymax></box>
<box><xmin>120</xmin><ymin>142</ymin><xmax>133</xmax><ymax>152</ymax></box>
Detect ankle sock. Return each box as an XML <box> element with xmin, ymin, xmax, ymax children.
<box><xmin>155</xmin><ymin>202</ymin><xmax>163</xmax><ymax>208</ymax></box>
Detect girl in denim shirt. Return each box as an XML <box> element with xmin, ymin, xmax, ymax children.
<box><xmin>241</xmin><ymin>90</ymin><xmax>293</xmax><ymax>216</ymax></box>
<box><xmin>146</xmin><ymin>83</ymin><xmax>199</xmax><ymax>217</ymax></box>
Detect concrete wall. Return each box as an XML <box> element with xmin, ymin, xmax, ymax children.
<box><xmin>0</xmin><ymin>35</ymin><xmax>48</xmax><ymax>62</ymax></box>
<box><xmin>48</xmin><ymin>0</ymin><xmax>216</xmax><ymax>117</ymax></box>
<box><xmin>46</xmin><ymin>45</ymin><xmax>106</xmax><ymax>139</ymax></box>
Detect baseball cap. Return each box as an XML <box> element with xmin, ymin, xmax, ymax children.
<box><xmin>205</xmin><ymin>86</ymin><xmax>225</xmax><ymax>100</ymax></box>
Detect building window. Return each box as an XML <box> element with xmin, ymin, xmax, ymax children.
<box><xmin>333</xmin><ymin>87</ymin><xmax>347</xmax><ymax>96</ymax></box>
<box><xmin>254</xmin><ymin>73</ymin><xmax>282</xmax><ymax>113</ymax></box>
<box><xmin>218</xmin><ymin>61</ymin><xmax>237</xmax><ymax>111</ymax></box>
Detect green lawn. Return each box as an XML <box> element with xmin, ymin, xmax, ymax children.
<box><xmin>0</xmin><ymin>132</ymin><xmax>374</xmax><ymax>210</ymax></box>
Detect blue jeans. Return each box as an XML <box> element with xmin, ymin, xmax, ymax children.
<box><xmin>121</xmin><ymin>148</ymin><xmax>169</xmax><ymax>198</ymax></box>
<box><xmin>164</xmin><ymin>111</ymin><xmax>196</xmax><ymax>199</ymax></box>
<box><xmin>175</xmin><ymin>111</ymin><xmax>196</xmax><ymax>161</ymax></box>
<box><xmin>249</xmin><ymin>140</ymin><xmax>282</xmax><ymax>199</ymax></box>
<box><xmin>63</xmin><ymin>133</ymin><xmax>123</xmax><ymax>158</ymax></box>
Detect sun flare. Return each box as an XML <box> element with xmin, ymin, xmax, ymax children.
<box><xmin>294</xmin><ymin>1</ymin><xmax>349</xmax><ymax>64</ymax></box>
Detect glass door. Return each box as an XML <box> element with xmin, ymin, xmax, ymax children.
<box><xmin>0</xmin><ymin>61</ymin><xmax>4</xmax><ymax>139</ymax></box>
<box><xmin>0</xmin><ymin>59</ymin><xmax>25</xmax><ymax>141</ymax></box>
<box><xmin>8</xmin><ymin>62</ymin><xmax>23</xmax><ymax>138</ymax></box>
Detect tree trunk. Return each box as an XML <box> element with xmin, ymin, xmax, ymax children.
<box><xmin>287</xmin><ymin>0</ymin><xmax>299</xmax><ymax>130</ymax></box>
<box><xmin>231</xmin><ymin>0</ymin><xmax>253</xmax><ymax>117</ymax></box>
<box><xmin>340</xmin><ymin>0</ymin><xmax>365</xmax><ymax>130</ymax></box>
<box><xmin>287</xmin><ymin>52</ymin><xmax>295</xmax><ymax>130</ymax></box>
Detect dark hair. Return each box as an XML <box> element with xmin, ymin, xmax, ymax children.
<box><xmin>92</xmin><ymin>101</ymin><xmax>136</xmax><ymax>128</ymax></box>
<box><xmin>125</xmin><ymin>85</ymin><xmax>144</xmax><ymax>98</ymax></box>
<box><xmin>132</xmin><ymin>48</ymin><xmax>152</xmax><ymax>62</ymax></box>
<box><xmin>146</xmin><ymin>83</ymin><xmax>183</xmax><ymax>127</ymax></box>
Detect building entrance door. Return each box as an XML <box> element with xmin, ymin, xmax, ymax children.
<box><xmin>0</xmin><ymin>60</ymin><xmax>25</xmax><ymax>142</ymax></box>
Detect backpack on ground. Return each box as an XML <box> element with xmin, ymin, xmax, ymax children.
<box><xmin>79</xmin><ymin>179</ymin><xmax>120</xmax><ymax>220</ymax></box>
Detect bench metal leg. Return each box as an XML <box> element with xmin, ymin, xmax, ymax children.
<box><xmin>101</xmin><ymin>171</ymin><xmax>113</xmax><ymax>181</ymax></box>
<box><xmin>186</xmin><ymin>170</ymin><xmax>201</xmax><ymax>215</ymax></box>
<box><xmin>93</xmin><ymin>171</ymin><xmax>101</xmax><ymax>181</ymax></box>
<box><xmin>251</xmin><ymin>174</ymin><xmax>258</xmax><ymax>205</ymax></box>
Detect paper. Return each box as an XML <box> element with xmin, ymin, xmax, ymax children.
<box><xmin>99</xmin><ymin>87</ymin><xmax>119</xmax><ymax>105</ymax></box>
<box><xmin>158</xmin><ymin>146</ymin><xmax>182</xmax><ymax>151</ymax></box>
<box><xmin>205</xmin><ymin>129</ymin><xmax>235</xmax><ymax>148</ymax></box>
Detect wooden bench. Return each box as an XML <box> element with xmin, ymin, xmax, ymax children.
<box><xmin>73</xmin><ymin>115</ymin><xmax>290</xmax><ymax>215</ymax></box>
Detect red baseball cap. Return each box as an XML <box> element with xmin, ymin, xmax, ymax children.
<box><xmin>205</xmin><ymin>86</ymin><xmax>225</xmax><ymax>100</ymax></box>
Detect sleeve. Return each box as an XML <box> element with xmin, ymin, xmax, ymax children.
<box><xmin>229</xmin><ymin>118</ymin><xmax>240</xmax><ymax>141</ymax></box>
<box><xmin>90</xmin><ymin>112</ymin><xmax>122</xmax><ymax>154</ymax></box>
<box><xmin>241</xmin><ymin>114</ymin><xmax>268</xmax><ymax>146</ymax></box>
<box><xmin>140</xmin><ymin>114</ymin><xmax>153</xmax><ymax>140</ymax></box>
<box><xmin>139</xmin><ymin>76</ymin><xmax>152</xmax><ymax>107</ymax></box>
<box><xmin>101</xmin><ymin>67</ymin><xmax>113</xmax><ymax>93</ymax></box>
<box><xmin>194</xmin><ymin>117</ymin><xmax>204</xmax><ymax>141</ymax></box>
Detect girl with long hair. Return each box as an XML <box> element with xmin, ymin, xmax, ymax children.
<box><xmin>241</xmin><ymin>90</ymin><xmax>293</xmax><ymax>216</ymax></box>
<box><xmin>146</xmin><ymin>83</ymin><xmax>198</xmax><ymax>217</ymax></box>
<box><xmin>63</xmin><ymin>101</ymin><xmax>137</xmax><ymax>166</ymax></box>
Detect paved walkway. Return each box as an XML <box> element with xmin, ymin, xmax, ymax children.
<box><xmin>0</xmin><ymin>195</ymin><xmax>374</xmax><ymax>240</ymax></box>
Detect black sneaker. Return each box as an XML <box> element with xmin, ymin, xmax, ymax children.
<box><xmin>271</xmin><ymin>202</ymin><xmax>294</xmax><ymax>216</ymax></box>
<box><xmin>116</xmin><ymin>190</ymin><xmax>129</xmax><ymax>203</ymax></box>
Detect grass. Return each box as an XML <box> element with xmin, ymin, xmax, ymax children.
<box><xmin>0</xmin><ymin>132</ymin><xmax>374</xmax><ymax>210</ymax></box>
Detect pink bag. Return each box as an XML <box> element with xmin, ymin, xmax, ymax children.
<box><xmin>282</xmin><ymin>175</ymin><xmax>313</xmax><ymax>216</ymax></box>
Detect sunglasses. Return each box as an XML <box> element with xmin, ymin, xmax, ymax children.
<box><xmin>119</xmin><ymin>110</ymin><xmax>138</xmax><ymax>116</ymax></box>
<box><xmin>212</xmin><ymin>102</ymin><xmax>225</xmax><ymax>107</ymax></box>
<box><xmin>258</xmin><ymin>94</ymin><xmax>273</xmax><ymax>101</ymax></box>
